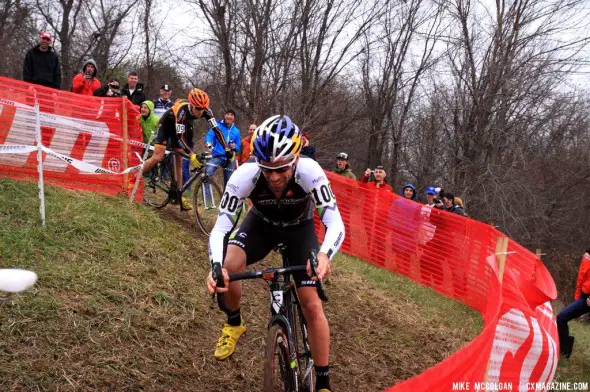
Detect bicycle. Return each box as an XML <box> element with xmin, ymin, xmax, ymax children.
<box><xmin>0</xmin><ymin>268</ymin><xmax>38</xmax><ymax>302</ymax></box>
<box><xmin>214</xmin><ymin>248</ymin><xmax>328</xmax><ymax>392</ymax></box>
<box><xmin>143</xmin><ymin>150</ymin><xmax>231</xmax><ymax>236</ymax></box>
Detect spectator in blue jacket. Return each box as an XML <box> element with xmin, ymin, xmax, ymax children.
<box><xmin>204</xmin><ymin>109</ymin><xmax>241</xmax><ymax>187</ymax></box>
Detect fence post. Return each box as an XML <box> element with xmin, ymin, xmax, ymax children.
<box><xmin>34</xmin><ymin>98</ymin><xmax>46</xmax><ymax>227</ymax></box>
<box><xmin>129</xmin><ymin>132</ymin><xmax>155</xmax><ymax>203</ymax></box>
<box><xmin>121</xmin><ymin>98</ymin><xmax>129</xmax><ymax>194</ymax></box>
<box><xmin>483</xmin><ymin>235</ymin><xmax>510</xmax><ymax>382</ymax></box>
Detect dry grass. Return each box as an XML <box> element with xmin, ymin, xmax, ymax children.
<box><xmin>0</xmin><ymin>178</ymin><xmax>510</xmax><ymax>391</ymax></box>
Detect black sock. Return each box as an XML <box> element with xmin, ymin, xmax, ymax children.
<box><xmin>315</xmin><ymin>365</ymin><xmax>330</xmax><ymax>391</ymax></box>
<box><xmin>226</xmin><ymin>309</ymin><xmax>242</xmax><ymax>326</ymax></box>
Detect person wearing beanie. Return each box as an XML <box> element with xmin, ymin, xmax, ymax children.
<box><xmin>23</xmin><ymin>32</ymin><xmax>62</xmax><ymax>89</ymax></box>
<box><xmin>72</xmin><ymin>59</ymin><xmax>101</xmax><ymax>95</ymax></box>
<box><xmin>401</xmin><ymin>183</ymin><xmax>417</xmax><ymax>200</ymax></box>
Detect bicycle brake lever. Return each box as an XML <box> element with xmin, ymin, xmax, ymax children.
<box><xmin>309</xmin><ymin>251</ymin><xmax>329</xmax><ymax>302</ymax></box>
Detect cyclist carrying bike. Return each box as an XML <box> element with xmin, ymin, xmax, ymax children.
<box><xmin>207</xmin><ymin>115</ymin><xmax>345</xmax><ymax>392</ymax></box>
<box><xmin>142</xmin><ymin>88</ymin><xmax>232</xmax><ymax>210</ymax></box>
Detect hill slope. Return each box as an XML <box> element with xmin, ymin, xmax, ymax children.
<box><xmin>0</xmin><ymin>178</ymin><xmax>583</xmax><ymax>390</ymax></box>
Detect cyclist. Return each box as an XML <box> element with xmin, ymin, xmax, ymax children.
<box><xmin>142</xmin><ymin>88</ymin><xmax>231</xmax><ymax>210</ymax></box>
<box><xmin>206</xmin><ymin>115</ymin><xmax>344</xmax><ymax>392</ymax></box>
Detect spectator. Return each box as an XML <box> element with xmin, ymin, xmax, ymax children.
<box><xmin>238</xmin><ymin>123</ymin><xmax>256</xmax><ymax>164</ymax></box>
<box><xmin>93</xmin><ymin>78</ymin><xmax>121</xmax><ymax>97</ymax></box>
<box><xmin>443</xmin><ymin>192</ymin><xmax>467</xmax><ymax>216</ymax></box>
<box><xmin>424</xmin><ymin>186</ymin><xmax>437</xmax><ymax>207</ymax></box>
<box><xmin>138</xmin><ymin>100</ymin><xmax>159</xmax><ymax>145</ymax></box>
<box><xmin>300</xmin><ymin>130</ymin><xmax>316</xmax><ymax>160</ymax></box>
<box><xmin>153</xmin><ymin>83</ymin><xmax>173</xmax><ymax>117</ymax></box>
<box><xmin>334</xmin><ymin>152</ymin><xmax>356</xmax><ymax>180</ymax></box>
<box><xmin>389</xmin><ymin>183</ymin><xmax>421</xmax><ymax>275</ymax></box>
<box><xmin>205</xmin><ymin>109</ymin><xmax>241</xmax><ymax>187</ymax></box>
<box><xmin>122</xmin><ymin>72</ymin><xmax>146</xmax><ymax>106</ymax></box>
<box><xmin>72</xmin><ymin>59</ymin><xmax>100</xmax><ymax>95</ymax></box>
<box><xmin>401</xmin><ymin>183</ymin><xmax>417</xmax><ymax>200</ymax></box>
<box><xmin>23</xmin><ymin>32</ymin><xmax>61</xmax><ymax>89</ymax></box>
<box><xmin>557</xmin><ymin>250</ymin><xmax>590</xmax><ymax>358</ymax></box>
<box><xmin>361</xmin><ymin>166</ymin><xmax>394</xmax><ymax>193</ymax></box>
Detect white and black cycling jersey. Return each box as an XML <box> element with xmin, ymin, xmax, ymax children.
<box><xmin>209</xmin><ymin>157</ymin><xmax>345</xmax><ymax>266</ymax></box>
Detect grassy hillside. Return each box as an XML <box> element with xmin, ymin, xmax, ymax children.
<box><xmin>0</xmin><ymin>178</ymin><xmax>585</xmax><ymax>391</ymax></box>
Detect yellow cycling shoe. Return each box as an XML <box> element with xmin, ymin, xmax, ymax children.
<box><xmin>214</xmin><ymin>322</ymin><xmax>246</xmax><ymax>361</ymax></box>
<box><xmin>180</xmin><ymin>197</ymin><xmax>193</xmax><ymax>211</ymax></box>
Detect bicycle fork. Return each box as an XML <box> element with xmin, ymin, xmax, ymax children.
<box><xmin>269</xmin><ymin>281</ymin><xmax>300</xmax><ymax>391</ymax></box>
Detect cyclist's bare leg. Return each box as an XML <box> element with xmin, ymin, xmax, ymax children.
<box><xmin>297</xmin><ymin>286</ymin><xmax>329</xmax><ymax>366</ymax></box>
<box><xmin>142</xmin><ymin>144</ymin><xmax>166</xmax><ymax>173</ymax></box>
<box><xmin>173</xmin><ymin>153</ymin><xmax>183</xmax><ymax>190</ymax></box>
<box><xmin>221</xmin><ymin>244</ymin><xmax>247</xmax><ymax>311</ymax></box>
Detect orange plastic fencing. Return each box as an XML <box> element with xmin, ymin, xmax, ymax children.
<box><xmin>317</xmin><ymin>174</ymin><xmax>559</xmax><ymax>391</ymax></box>
<box><xmin>0</xmin><ymin>77</ymin><xmax>142</xmax><ymax>196</ymax></box>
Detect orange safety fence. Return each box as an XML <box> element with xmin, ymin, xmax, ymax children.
<box><xmin>0</xmin><ymin>77</ymin><xmax>143</xmax><ymax>197</ymax></box>
<box><xmin>317</xmin><ymin>174</ymin><xmax>558</xmax><ymax>391</ymax></box>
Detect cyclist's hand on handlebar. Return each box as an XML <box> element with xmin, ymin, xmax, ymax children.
<box><xmin>207</xmin><ymin>268</ymin><xmax>229</xmax><ymax>294</ymax></box>
<box><xmin>307</xmin><ymin>252</ymin><xmax>331</xmax><ymax>281</ymax></box>
<box><xmin>190</xmin><ymin>153</ymin><xmax>202</xmax><ymax>169</ymax></box>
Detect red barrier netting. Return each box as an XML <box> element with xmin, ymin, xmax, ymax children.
<box><xmin>0</xmin><ymin>77</ymin><xmax>142</xmax><ymax>197</ymax></box>
<box><xmin>316</xmin><ymin>173</ymin><xmax>559</xmax><ymax>391</ymax></box>
<box><xmin>1</xmin><ymin>77</ymin><xmax>559</xmax><ymax>390</ymax></box>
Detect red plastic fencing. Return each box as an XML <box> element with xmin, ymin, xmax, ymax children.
<box><xmin>318</xmin><ymin>174</ymin><xmax>559</xmax><ymax>391</ymax></box>
<box><xmin>0</xmin><ymin>77</ymin><xmax>142</xmax><ymax>196</ymax></box>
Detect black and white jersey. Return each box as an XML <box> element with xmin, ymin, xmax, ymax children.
<box><xmin>209</xmin><ymin>157</ymin><xmax>345</xmax><ymax>266</ymax></box>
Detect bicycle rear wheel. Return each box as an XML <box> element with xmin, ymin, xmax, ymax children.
<box><xmin>193</xmin><ymin>176</ymin><xmax>223</xmax><ymax>236</ymax></box>
<box><xmin>144</xmin><ymin>154</ymin><xmax>173</xmax><ymax>208</ymax></box>
<box><xmin>264</xmin><ymin>324</ymin><xmax>295</xmax><ymax>392</ymax></box>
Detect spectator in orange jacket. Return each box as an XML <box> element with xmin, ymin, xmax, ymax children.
<box><xmin>238</xmin><ymin>123</ymin><xmax>256</xmax><ymax>164</ymax></box>
<box><xmin>72</xmin><ymin>59</ymin><xmax>100</xmax><ymax>95</ymax></box>
<box><xmin>557</xmin><ymin>250</ymin><xmax>590</xmax><ymax>358</ymax></box>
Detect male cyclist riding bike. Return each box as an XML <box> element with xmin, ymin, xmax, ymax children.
<box><xmin>207</xmin><ymin>115</ymin><xmax>345</xmax><ymax>392</ymax></box>
<box><xmin>142</xmin><ymin>88</ymin><xmax>233</xmax><ymax>210</ymax></box>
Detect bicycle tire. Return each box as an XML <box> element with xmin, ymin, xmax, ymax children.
<box><xmin>193</xmin><ymin>176</ymin><xmax>223</xmax><ymax>236</ymax></box>
<box><xmin>144</xmin><ymin>154</ymin><xmax>174</xmax><ymax>208</ymax></box>
<box><xmin>264</xmin><ymin>324</ymin><xmax>295</xmax><ymax>392</ymax></box>
<box><xmin>292</xmin><ymin>302</ymin><xmax>315</xmax><ymax>392</ymax></box>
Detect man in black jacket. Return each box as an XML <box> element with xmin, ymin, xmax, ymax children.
<box><xmin>23</xmin><ymin>32</ymin><xmax>62</xmax><ymax>89</ymax></box>
<box><xmin>121</xmin><ymin>72</ymin><xmax>146</xmax><ymax>106</ymax></box>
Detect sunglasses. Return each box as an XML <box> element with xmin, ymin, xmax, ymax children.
<box><xmin>258</xmin><ymin>159</ymin><xmax>295</xmax><ymax>173</ymax></box>
<box><xmin>41</xmin><ymin>37</ymin><xmax>51</xmax><ymax>41</ymax></box>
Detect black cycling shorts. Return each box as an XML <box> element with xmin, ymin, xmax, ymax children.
<box><xmin>228</xmin><ymin>212</ymin><xmax>319</xmax><ymax>287</ymax></box>
<box><xmin>154</xmin><ymin>124</ymin><xmax>193</xmax><ymax>150</ymax></box>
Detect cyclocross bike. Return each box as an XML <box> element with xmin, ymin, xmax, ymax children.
<box><xmin>214</xmin><ymin>248</ymin><xmax>328</xmax><ymax>392</ymax></box>
<box><xmin>143</xmin><ymin>150</ymin><xmax>232</xmax><ymax>236</ymax></box>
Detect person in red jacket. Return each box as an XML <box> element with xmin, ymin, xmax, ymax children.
<box><xmin>72</xmin><ymin>59</ymin><xmax>100</xmax><ymax>95</ymax></box>
<box><xmin>360</xmin><ymin>165</ymin><xmax>394</xmax><ymax>193</ymax></box>
<box><xmin>557</xmin><ymin>250</ymin><xmax>590</xmax><ymax>358</ymax></box>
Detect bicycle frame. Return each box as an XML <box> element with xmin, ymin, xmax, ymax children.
<box><xmin>214</xmin><ymin>250</ymin><xmax>327</xmax><ymax>390</ymax></box>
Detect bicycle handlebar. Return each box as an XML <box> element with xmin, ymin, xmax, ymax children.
<box><xmin>213</xmin><ymin>251</ymin><xmax>328</xmax><ymax>313</ymax></box>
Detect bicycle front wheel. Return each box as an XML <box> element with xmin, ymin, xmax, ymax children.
<box><xmin>144</xmin><ymin>156</ymin><xmax>173</xmax><ymax>208</ymax></box>
<box><xmin>264</xmin><ymin>324</ymin><xmax>295</xmax><ymax>392</ymax></box>
<box><xmin>193</xmin><ymin>176</ymin><xmax>223</xmax><ymax>236</ymax></box>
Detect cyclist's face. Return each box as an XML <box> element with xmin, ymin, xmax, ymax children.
<box><xmin>191</xmin><ymin>106</ymin><xmax>205</xmax><ymax>118</ymax></box>
<box><xmin>260</xmin><ymin>160</ymin><xmax>295</xmax><ymax>193</ymax></box>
